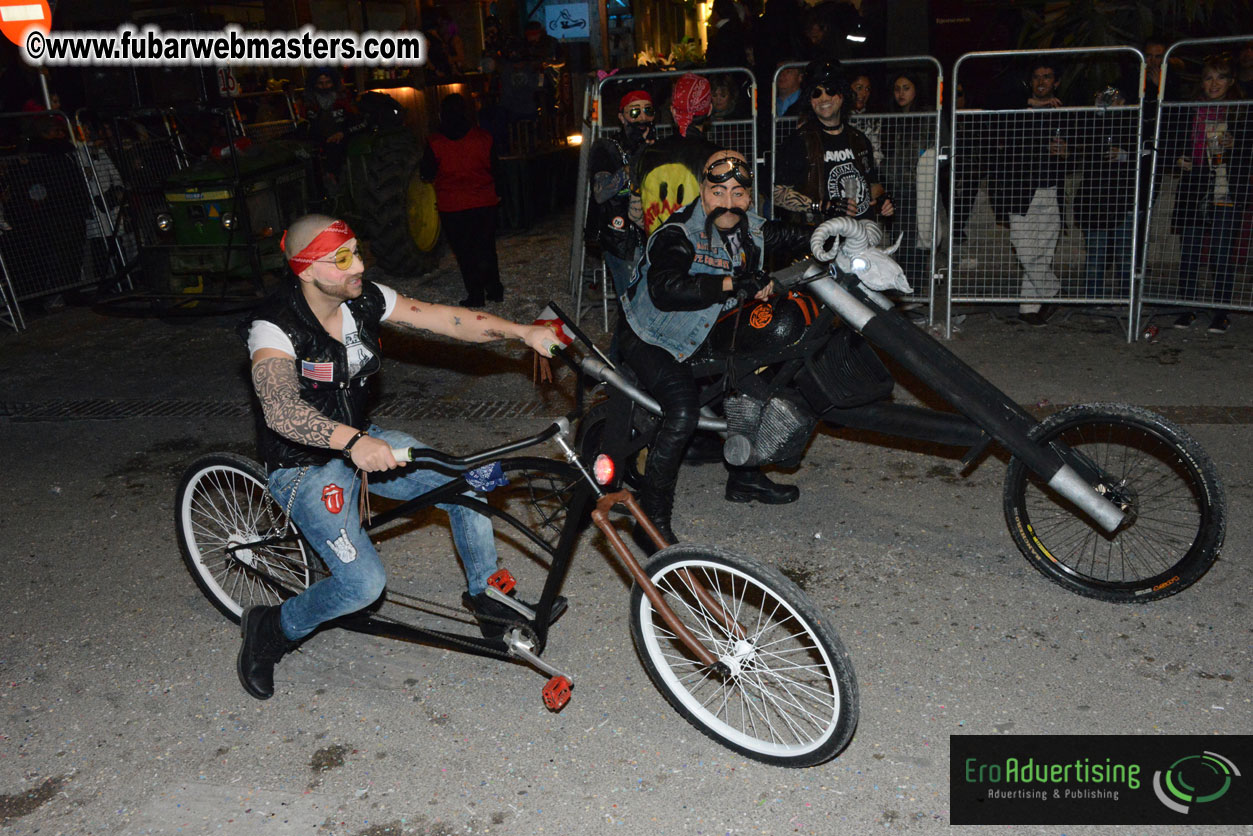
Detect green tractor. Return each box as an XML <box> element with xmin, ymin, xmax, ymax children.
<box><xmin>101</xmin><ymin>95</ymin><xmax>440</xmax><ymax>316</ymax></box>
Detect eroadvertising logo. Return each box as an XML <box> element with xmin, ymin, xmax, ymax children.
<box><xmin>1152</xmin><ymin>751</ymin><xmax>1240</xmax><ymax>814</ymax></box>
<box><xmin>950</xmin><ymin>735</ymin><xmax>1251</xmax><ymax>825</ymax></box>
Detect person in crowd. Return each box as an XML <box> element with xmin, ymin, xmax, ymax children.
<box><xmin>752</xmin><ymin>0</ymin><xmax>804</xmax><ymax>89</ymax></box>
<box><xmin>848</xmin><ymin>72</ymin><xmax>883</xmax><ymax>167</ymax></box>
<box><xmin>775</xmin><ymin>63</ymin><xmax>805</xmax><ymax>117</ymax></box>
<box><xmin>637</xmin><ymin>73</ymin><xmax>720</xmax><ymax>234</ymax></box>
<box><xmin>1076</xmin><ymin>87</ymin><xmax>1137</xmax><ymax>301</ymax></box>
<box><xmin>617</xmin><ymin>149</ymin><xmax>812</xmax><ymax>553</ymax></box>
<box><xmin>1236</xmin><ymin>40</ymin><xmax>1253</xmax><ymax>89</ymax></box>
<box><xmin>588</xmin><ymin>89</ymin><xmax>656</xmax><ymax>300</ymax></box>
<box><xmin>710</xmin><ymin>74</ymin><xmax>750</xmax><ymax>121</ymax></box>
<box><xmin>772</xmin><ymin>61</ymin><xmax>894</xmax><ymax>225</ymax></box>
<box><xmin>302</xmin><ymin>67</ymin><xmax>364</xmax><ymax>196</ymax></box>
<box><xmin>989</xmin><ymin>60</ymin><xmax>1070</xmax><ymax>326</ymax></box>
<box><xmin>75</xmin><ymin>112</ymin><xmax>132</xmax><ymax>283</ymax></box>
<box><xmin>706</xmin><ymin>0</ymin><xmax>750</xmax><ymax>69</ymax></box>
<box><xmin>1168</xmin><ymin>54</ymin><xmax>1249</xmax><ymax>334</ymax></box>
<box><xmin>235</xmin><ymin>213</ymin><xmax>563</xmax><ymax>700</ymax></box>
<box><xmin>880</xmin><ymin>71</ymin><xmax>932</xmax><ymax>286</ymax></box>
<box><xmin>949</xmin><ymin>81</ymin><xmax>990</xmax><ymax>268</ymax></box>
<box><xmin>420</xmin><ymin>94</ymin><xmax>504</xmax><ymax>307</ymax></box>
<box><xmin>799</xmin><ymin>11</ymin><xmax>831</xmax><ymax>63</ymax></box>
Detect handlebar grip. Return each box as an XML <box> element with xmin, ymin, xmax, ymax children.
<box><xmin>391</xmin><ymin>447</ymin><xmax>413</xmax><ymax>463</ymax></box>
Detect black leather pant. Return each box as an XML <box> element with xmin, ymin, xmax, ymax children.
<box><xmin>618</xmin><ymin>326</ymin><xmax>699</xmax><ymax>527</ymax></box>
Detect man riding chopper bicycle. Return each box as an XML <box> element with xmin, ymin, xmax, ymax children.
<box><xmin>616</xmin><ymin>149</ymin><xmax>815</xmax><ymax>553</ymax></box>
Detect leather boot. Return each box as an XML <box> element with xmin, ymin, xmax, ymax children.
<box><xmin>725</xmin><ymin>466</ymin><xmax>800</xmax><ymax>504</ymax></box>
<box><xmin>631</xmin><ymin>492</ymin><xmax>677</xmax><ymax>557</ymax></box>
<box><xmin>237</xmin><ymin>604</ymin><xmax>298</xmax><ymax>700</ymax></box>
<box><xmin>633</xmin><ymin>425</ymin><xmax>687</xmax><ymax>556</ymax></box>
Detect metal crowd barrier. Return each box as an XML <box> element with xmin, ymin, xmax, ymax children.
<box><xmin>232</xmin><ymin>90</ymin><xmax>300</xmax><ymax>144</ymax></box>
<box><xmin>0</xmin><ymin>110</ymin><xmax>116</xmax><ymax>332</ymax></box>
<box><xmin>948</xmin><ymin>47</ymin><xmax>1146</xmax><ymax>341</ymax></box>
<box><xmin>567</xmin><ymin>67</ymin><xmax>759</xmax><ymax>323</ymax></box>
<box><xmin>1138</xmin><ymin>36</ymin><xmax>1253</xmax><ymax>333</ymax></box>
<box><xmin>771</xmin><ymin>57</ymin><xmax>943</xmax><ymax>312</ymax></box>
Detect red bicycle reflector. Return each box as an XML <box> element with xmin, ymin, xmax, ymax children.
<box><xmin>593</xmin><ymin>454</ymin><xmax>615</xmax><ymax>486</ymax></box>
<box><xmin>487</xmin><ymin>568</ymin><xmax>516</xmax><ymax>595</ymax></box>
<box><xmin>543</xmin><ymin>675</ymin><xmax>572</xmax><ymax>711</ymax></box>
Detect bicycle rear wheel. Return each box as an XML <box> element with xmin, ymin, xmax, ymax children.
<box><xmin>175</xmin><ymin>453</ymin><xmax>314</xmax><ymax>622</ymax></box>
<box><xmin>1004</xmin><ymin>403</ymin><xmax>1225</xmax><ymax>602</ymax></box>
<box><xmin>630</xmin><ymin>545</ymin><xmax>858</xmax><ymax>767</ymax></box>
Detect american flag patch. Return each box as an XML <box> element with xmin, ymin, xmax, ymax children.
<box><xmin>300</xmin><ymin>360</ymin><xmax>334</xmax><ymax>381</ymax></box>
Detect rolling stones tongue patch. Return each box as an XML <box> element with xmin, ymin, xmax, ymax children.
<box><xmin>322</xmin><ymin>483</ymin><xmax>344</xmax><ymax>514</ymax></box>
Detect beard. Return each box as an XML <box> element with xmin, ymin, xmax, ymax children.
<box><xmin>705</xmin><ymin>206</ymin><xmax>747</xmax><ymax>239</ymax></box>
<box><xmin>312</xmin><ymin>274</ymin><xmax>363</xmax><ymax>301</ymax></box>
<box><xmin>621</xmin><ymin>121</ymin><xmax>654</xmax><ymax>149</ymax></box>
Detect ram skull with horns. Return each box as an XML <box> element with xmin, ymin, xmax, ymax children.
<box><xmin>808</xmin><ymin>216</ymin><xmax>912</xmax><ymax>294</ymax></box>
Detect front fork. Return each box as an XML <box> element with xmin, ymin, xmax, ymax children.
<box><xmin>591</xmin><ymin>491</ymin><xmax>743</xmax><ymax>668</ymax></box>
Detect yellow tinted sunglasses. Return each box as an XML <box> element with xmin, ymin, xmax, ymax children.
<box><xmin>317</xmin><ymin>246</ymin><xmax>359</xmax><ymax>270</ymax></box>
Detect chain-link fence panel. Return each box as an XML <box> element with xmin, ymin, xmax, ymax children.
<box><xmin>1139</xmin><ymin>36</ymin><xmax>1253</xmax><ymax>334</ymax></box>
<box><xmin>568</xmin><ymin>67</ymin><xmax>759</xmax><ymax>317</ymax></box>
<box><xmin>770</xmin><ymin>58</ymin><xmax>943</xmax><ymax>308</ymax></box>
<box><xmin>948</xmin><ymin>47</ymin><xmax>1145</xmax><ymax>340</ymax></box>
<box><xmin>0</xmin><ymin>110</ymin><xmax>102</xmax><ymax>330</ymax></box>
<box><xmin>104</xmin><ymin>110</ymin><xmax>187</xmax><ymax>250</ymax></box>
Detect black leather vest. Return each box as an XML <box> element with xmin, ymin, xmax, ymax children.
<box><xmin>239</xmin><ymin>279</ymin><xmax>387</xmax><ymax>471</ymax></box>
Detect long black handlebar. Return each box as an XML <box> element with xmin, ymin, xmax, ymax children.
<box><xmin>393</xmin><ymin>418</ymin><xmax>568</xmax><ymax>470</ymax></box>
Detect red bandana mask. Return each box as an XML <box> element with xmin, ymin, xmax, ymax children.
<box><xmin>671</xmin><ymin>73</ymin><xmax>711</xmax><ymax>137</ymax></box>
<box><xmin>280</xmin><ymin>220</ymin><xmax>356</xmax><ymax>276</ymax></box>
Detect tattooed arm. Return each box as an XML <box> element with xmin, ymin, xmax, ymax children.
<box><xmin>384</xmin><ymin>295</ymin><xmax>560</xmax><ymax>357</ymax></box>
<box><xmin>592</xmin><ymin>166</ymin><xmax>629</xmax><ymax>204</ymax></box>
<box><xmin>250</xmin><ymin>350</ymin><xmax>397</xmax><ymax>471</ymax></box>
<box><xmin>772</xmin><ymin>184</ymin><xmax>818</xmax><ymax>213</ymax></box>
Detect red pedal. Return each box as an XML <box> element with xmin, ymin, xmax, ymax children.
<box><xmin>487</xmin><ymin>568</ymin><xmax>516</xmax><ymax>595</ymax></box>
<box><xmin>542</xmin><ymin>676</ymin><xmax>572</xmax><ymax>711</ymax></box>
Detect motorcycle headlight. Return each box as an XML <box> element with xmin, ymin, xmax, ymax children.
<box><xmin>155</xmin><ymin>212</ymin><xmax>173</xmax><ymax>232</ymax></box>
<box><xmin>221</xmin><ymin>212</ymin><xmax>236</xmax><ymax>230</ymax></box>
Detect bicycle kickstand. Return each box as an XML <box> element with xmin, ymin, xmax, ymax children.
<box><xmin>504</xmin><ymin>628</ymin><xmax>575</xmax><ymax>711</ymax></box>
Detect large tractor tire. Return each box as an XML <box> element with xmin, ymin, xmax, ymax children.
<box><xmin>357</xmin><ymin>130</ymin><xmax>443</xmax><ymax>278</ymax></box>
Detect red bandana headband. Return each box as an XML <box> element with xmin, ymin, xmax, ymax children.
<box><xmin>619</xmin><ymin>90</ymin><xmax>653</xmax><ymax>111</ymax></box>
<box><xmin>280</xmin><ymin>219</ymin><xmax>355</xmax><ymax>275</ymax></box>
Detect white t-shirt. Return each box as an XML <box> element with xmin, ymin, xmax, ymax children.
<box><xmin>246</xmin><ymin>283</ymin><xmax>398</xmax><ymax>376</ymax></box>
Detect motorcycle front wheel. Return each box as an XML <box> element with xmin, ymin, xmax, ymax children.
<box><xmin>1003</xmin><ymin>403</ymin><xmax>1225</xmax><ymax>603</ymax></box>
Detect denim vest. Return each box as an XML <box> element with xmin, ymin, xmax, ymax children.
<box><xmin>624</xmin><ymin>201</ymin><xmax>765</xmax><ymax>361</ymax></box>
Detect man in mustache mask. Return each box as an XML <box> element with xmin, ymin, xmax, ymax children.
<box><xmin>618</xmin><ymin>149</ymin><xmax>813</xmax><ymax>554</ymax></box>
<box><xmin>589</xmin><ymin>89</ymin><xmax>656</xmax><ymax>302</ymax></box>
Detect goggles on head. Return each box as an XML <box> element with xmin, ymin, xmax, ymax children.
<box><xmin>624</xmin><ymin>104</ymin><xmax>655</xmax><ymax>119</ymax></box>
<box><xmin>702</xmin><ymin>155</ymin><xmax>754</xmax><ymax>188</ymax></box>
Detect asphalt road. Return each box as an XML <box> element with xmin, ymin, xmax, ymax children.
<box><xmin>1</xmin><ymin>256</ymin><xmax>1250</xmax><ymax>835</ymax></box>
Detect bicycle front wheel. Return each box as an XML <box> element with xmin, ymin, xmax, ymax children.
<box><xmin>1004</xmin><ymin>403</ymin><xmax>1226</xmax><ymax>603</ymax></box>
<box><xmin>629</xmin><ymin>545</ymin><xmax>858</xmax><ymax>767</ymax></box>
<box><xmin>175</xmin><ymin>453</ymin><xmax>315</xmax><ymax>623</ymax></box>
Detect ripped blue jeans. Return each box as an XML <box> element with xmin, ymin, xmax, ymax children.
<box><xmin>266</xmin><ymin>426</ymin><xmax>497</xmax><ymax>640</ymax></box>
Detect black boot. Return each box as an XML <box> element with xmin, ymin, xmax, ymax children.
<box><xmin>725</xmin><ymin>466</ymin><xmax>800</xmax><ymax>504</ymax></box>
<box><xmin>631</xmin><ymin>513</ymin><xmax>681</xmax><ymax>559</ymax></box>
<box><xmin>237</xmin><ymin>604</ymin><xmax>298</xmax><ymax>700</ymax></box>
<box><xmin>633</xmin><ymin>446</ymin><xmax>683</xmax><ymax>557</ymax></box>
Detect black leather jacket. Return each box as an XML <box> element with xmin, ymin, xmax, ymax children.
<box><xmin>238</xmin><ymin>280</ymin><xmax>387</xmax><ymax>471</ymax></box>
<box><xmin>644</xmin><ymin>213</ymin><xmax>813</xmax><ymax>311</ymax></box>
